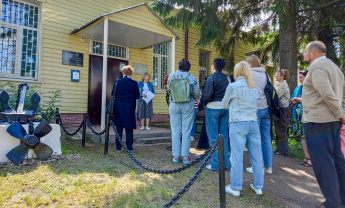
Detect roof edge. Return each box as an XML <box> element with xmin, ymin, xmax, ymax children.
<box><xmin>70</xmin><ymin>2</ymin><xmax>180</xmax><ymax>40</ymax></box>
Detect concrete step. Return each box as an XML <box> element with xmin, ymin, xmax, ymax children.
<box><xmin>135</xmin><ymin>136</ymin><xmax>171</xmax><ymax>144</ymax></box>
<box><xmin>133</xmin><ymin>132</ymin><xmax>171</xmax><ymax>139</ymax></box>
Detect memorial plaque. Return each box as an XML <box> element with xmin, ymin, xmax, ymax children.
<box><xmin>62</xmin><ymin>50</ymin><xmax>83</xmax><ymax>67</ymax></box>
<box><xmin>133</xmin><ymin>63</ymin><xmax>148</xmax><ymax>75</ymax></box>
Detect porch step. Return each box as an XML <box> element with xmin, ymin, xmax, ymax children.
<box><xmin>133</xmin><ymin>132</ymin><xmax>171</xmax><ymax>139</ymax></box>
<box><xmin>135</xmin><ymin>136</ymin><xmax>171</xmax><ymax>144</ymax></box>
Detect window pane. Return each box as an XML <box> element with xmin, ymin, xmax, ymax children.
<box><xmin>0</xmin><ymin>26</ymin><xmax>17</xmax><ymax>75</ymax></box>
<box><xmin>199</xmin><ymin>51</ymin><xmax>209</xmax><ymax>88</ymax></box>
<box><xmin>2</xmin><ymin>0</ymin><xmax>38</xmax><ymax>28</ymax></box>
<box><xmin>21</xmin><ymin>28</ymin><xmax>37</xmax><ymax>78</ymax></box>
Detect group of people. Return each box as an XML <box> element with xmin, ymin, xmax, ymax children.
<box><xmin>111</xmin><ymin>40</ymin><xmax>345</xmax><ymax>207</ymax></box>
<box><xmin>111</xmin><ymin>66</ymin><xmax>155</xmax><ymax>152</ymax></box>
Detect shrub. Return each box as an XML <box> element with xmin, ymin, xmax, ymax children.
<box><xmin>0</xmin><ymin>82</ymin><xmax>61</xmax><ymax>123</ymax></box>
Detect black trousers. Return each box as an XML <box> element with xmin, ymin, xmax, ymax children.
<box><xmin>275</xmin><ymin>119</ymin><xmax>289</xmax><ymax>156</ymax></box>
<box><xmin>304</xmin><ymin>121</ymin><xmax>345</xmax><ymax>208</ymax></box>
<box><xmin>115</xmin><ymin>124</ymin><xmax>134</xmax><ymax>151</ymax></box>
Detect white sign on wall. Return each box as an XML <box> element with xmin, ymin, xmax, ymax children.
<box><xmin>133</xmin><ymin>63</ymin><xmax>148</xmax><ymax>75</ymax></box>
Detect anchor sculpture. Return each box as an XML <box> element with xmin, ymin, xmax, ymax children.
<box><xmin>0</xmin><ymin>83</ymin><xmax>41</xmax><ymax>123</ymax></box>
<box><xmin>0</xmin><ymin>83</ymin><xmax>54</xmax><ymax>164</ymax></box>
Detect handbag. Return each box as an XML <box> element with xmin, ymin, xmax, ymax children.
<box><xmin>106</xmin><ymin>79</ymin><xmax>118</xmax><ymax>115</ymax></box>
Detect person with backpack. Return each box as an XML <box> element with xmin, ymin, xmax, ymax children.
<box><xmin>167</xmin><ymin>59</ymin><xmax>200</xmax><ymax>164</ymax></box>
<box><xmin>274</xmin><ymin>69</ymin><xmax>290</xmax><ymax>156</ymax></box>
<box><xmin>245</xmin><ymin>55</ymin><xmax>273</xmax><ymax>175</ymax></box>
<box><xmin>200</xmin><ymin>58</ymin><xmax>230</xmax><ymax>171</ymax></box>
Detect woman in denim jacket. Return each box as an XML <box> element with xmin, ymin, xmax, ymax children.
<box><xmin>222</xmin><ymin>61</ymin><xmax>264</xmax><ymax>197</ymax></box>
<box><xmin>137</xmin><ymin>72</ymin><xmax>155</xmax><ymax>130</ymax></box>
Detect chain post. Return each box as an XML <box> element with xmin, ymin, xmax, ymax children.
<box><xmin>82</xmin><ymin>113</ymin><xmax>87</xmax><ymax>147</ymax></box>
<box><xmin>104</xmin><ymin>114</ymin><xmax>110</xmax><ymax>155</ymax></box>
<box><xmin>218</xmin><ymin>134</ymin><xmax>226</xmax><ymax>208</ymax></box>
<box><xmin>56</xmin><ymin>108</ymin><xmax>59</xmax><ymax>125</ymax></box>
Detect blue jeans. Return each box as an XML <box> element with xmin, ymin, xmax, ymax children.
<box><xmin>257</xmin><ymin>108</ymin><xmax>272</xmax><ymax>168</ymax></box>
<box><xmin>205</xmin><ymin>107</ymin><xmax>230</xmax><ymax>170</ymax></box>
<box><xmin>230</xmin><ymin>121</ymin><xmax>264</xmax><ymax>190</ymax></box>
<box><xmin>169</xmin><ymin>101</ymin><xmax>195</xmax><ymax>157</ymax></box>
<box><xmin>191</xmin><ymin>109</ymin><xmax>198</xmax><ymax>137</ymax></box>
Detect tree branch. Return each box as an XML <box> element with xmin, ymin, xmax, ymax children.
<box><xmin>242</xmin><ymin>0</ymin><xmax>267</xmax><ymax>9</ymax></box>
<box><xmin>298</xmin><ymin>0</ymin><xmax>340</xmax><ymax>12</ymax></box>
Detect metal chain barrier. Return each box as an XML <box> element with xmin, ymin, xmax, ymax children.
<box><xmin>110</xmin><ymin>120</ymin><xmax>219</xmax><ymax>174</ymax></box>
<box><xmin>86</xmin><ymin>115</ymin><xmax>106</xmax><ymax>135</ymax></box>
<box><xmin>57</xmin><ymin>112</ymin><xmax>84</xmax><ymax>136</ymax></box>
<box><xmin>162</xmin><ymin>144</ymin><xmax>218</xmax><ymax>208</ymax></box>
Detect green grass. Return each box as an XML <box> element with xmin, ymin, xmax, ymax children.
<box><xmin>0</xmin><ymin>138</ymin><xmax>288</xmax><ymax>208</ymax></box>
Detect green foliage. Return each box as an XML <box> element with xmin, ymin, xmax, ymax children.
<box><xmin>0</xmin><ymin>82</ymin><xmax>61</xmax><ymax>123</ymax></box>
<box><xmin>152</xmin><ymin>0</ymin><xmax>345</xmax><ymax>73</ymax></box>
<box><xmin>39</xmin><ymin>89</ymin><xmax>62</xmax><ymax>123</ymax></box>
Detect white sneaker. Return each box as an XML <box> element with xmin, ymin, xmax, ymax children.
<box><xmin>250</xmin><ymin>184</ymin><xmax>262</xmax><ymax>195</ymax></box>
<box><xmin>264</xmin><ymin>167</ymin><xmax>272</xmax><ymax>174</ymax></box>
<box><xmin>244</xmin><ymin>147</ymin><xmax>248</xmax><ymax>152</ymax></box>
<box><xmin>225</xmin><ymin>185</ymin><xmax>240</xmax><ymax>196</ymax></box>
<box><xmin>246</xmin><ymin>167</ymin><xmax>265</xmax><ymax>175</ymax></box>
<box><xmin>246</xmin><ymin>167</ymin><xmax>253</xmax><ymax>173</ymax></box>
<box><xmin>140</xmin><ymin>126</ymin><xmax>144</xmax><ymax>130</ymax></box>
<box><xmin>191</xmin><ymin>136</ymin><xmax>195</xmax><ymax>141</ymax></box>
<box><xmin>146</xmin><ymin>127</ymin><xmax>151</xmax><ymax>131</ymax></box>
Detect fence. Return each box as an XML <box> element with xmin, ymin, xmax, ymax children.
<box><xmin>56</xmin><ymin>108</ymin><xmax>227</xmax><ymax>208</ymax></box>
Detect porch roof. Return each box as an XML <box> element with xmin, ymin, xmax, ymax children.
<box><xmin>70</xmin><ymin>3</ymin><xmax>179</xmax><ymax>49</ymax></box>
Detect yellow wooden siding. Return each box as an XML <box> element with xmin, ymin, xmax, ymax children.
<box><xmin>39</xmin><ymin>0</ymin><xmax>151</xmax><ymax>113</ymax></box>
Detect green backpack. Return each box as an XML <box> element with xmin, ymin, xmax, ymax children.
<box><xmin>170</xmin><ymin>73</ymin><xmax>191</xmax><ymax>103</ymax></box>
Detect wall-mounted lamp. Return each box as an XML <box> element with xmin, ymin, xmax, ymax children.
<box><xmin>81</xmin><ymin>37</ymin><xmax>85</xmax><ymax>43</ymax></box>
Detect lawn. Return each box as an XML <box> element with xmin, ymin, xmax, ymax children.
<box><xmin>0</xmin><ymin>136</ymin><xmax>287</xmax><ymax>208</ymax></box>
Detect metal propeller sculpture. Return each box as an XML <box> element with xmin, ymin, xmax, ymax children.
<box><xmin>6</xmin><ymin>120</ymin><xmax>53</xmax><ymax>164</ymax></box>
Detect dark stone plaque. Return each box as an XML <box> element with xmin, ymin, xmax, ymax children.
<box><xmin>62</xmin><ymin>50</ymin><xmax>83</xmax><ymax>67</ymax></box>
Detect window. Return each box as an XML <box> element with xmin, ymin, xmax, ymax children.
<box><xmin>199</xmin><ymin>51</ymin><xmax>209</xmax><ymax>88</ymax></box>
<box><xmin>153</xmin><ymin>42</ymin><xmax>170</xmax><ymax>89</ymax></box>
<box><xmin>89</xmin><ymin>40</ymin><xmax>129</xmax><ymax>60</ymax></box>
<box><xmin>0</xmin><ymin>0</ymin><xmax>40</xmax><ymax>80</ymax></box>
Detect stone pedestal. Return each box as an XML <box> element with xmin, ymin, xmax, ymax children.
<box><xmin>0</xmin><ymin>123</ymin><xmax>62</xmax><ymax>162</ymax></box>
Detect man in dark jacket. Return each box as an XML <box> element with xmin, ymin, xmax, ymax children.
<box><xmin>200</xmin><ymin>58</ymin><xmax>230</xmax><ymax>171</ymax></box>
<box><xmin>111</xmin><ymin>65</ymin><xmax>140</xmax><ymax>152</ymax></box>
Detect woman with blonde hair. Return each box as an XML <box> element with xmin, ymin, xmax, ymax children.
<box><xmin>245</xmin><ymin>54</ymin><xmax>273</xmax><ymax>175</ymax></box>
<box><xmin>137</xmin><ymin>72</ymin><xmax>155</xmax><ymax>130</ymax></box>
<box><xmin>111</xmin><ymin>65</ymin><xmax>140</xmax><ymax>152</ymax></box>
<box><xmin>222</xmin><ymin>61</ymin><xmax>264</xmax><ymax>197</ymax></box>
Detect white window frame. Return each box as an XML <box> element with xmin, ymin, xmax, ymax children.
<box><xmin>88</xmin><ymin>40</ymin><xmax>129</xmax><ymax>60</ymax></box>
<box><xmin>0</xmin><ymin>0</ymin><xmax>41</xmax><ymax>81</ymax></box>
<box><xmin>153</xmin><ymin>42</ymin><xmax>171</xmax><ymax>89</ymax></box>
<box><xmin>199</xmin><ymin>51</ymin><xmax>209</xmax><ymax>88</ymax></box>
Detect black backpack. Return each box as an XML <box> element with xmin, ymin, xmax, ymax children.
<box><xmin>264</xmin><ymin>73</ymin><xmax>281</xmax><ymax>120</ymax></box>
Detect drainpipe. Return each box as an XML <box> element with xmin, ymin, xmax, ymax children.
<box><xmin>171</xmin><ymin>37</ymin><xmax>175</xmax><ymax>72</ymax></box>
<box><xmin>185</xmin><ymin>29</ymin><xmax>188</xmax><ymax>60</ymax></box>
<box><xmin>101</xmin><ymin>18</ymin><xmax>109</xmax><ymax>130</ymax></box>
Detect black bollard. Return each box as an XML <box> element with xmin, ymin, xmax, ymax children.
<box><xmin>218</xmin><ymin>134</ymin><xmax>226</xmax><ymax>208</ymax></box>
<box><xmin>104</xmin><ymin>114</ymin><xmax>110</xmax><ymax>155</ymax></box>
<box><xmin>82</xmin><ymin>113</ymin><xmax>87</xmax><ymax>147</ymax></box>
<box><xmin>55</xmin><ymin>108</ymin><xmax>59</xmax><ymax>125</ymax></box>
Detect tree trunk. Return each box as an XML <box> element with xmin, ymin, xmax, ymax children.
<box><xmin>278</xmin><ymin>0</ymin><xmax>298</xmax><ymax>94</ymax></box>
<box><xmin>317</xmin><ymin>8</ymin><xmax>340</xmax><ymax>65</ymax></box>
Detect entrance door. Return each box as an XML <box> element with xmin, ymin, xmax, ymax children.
<box><xmin>88</xmin><ymin>55</ymin><xmax>127</xmax><ymax>124</ymax></box>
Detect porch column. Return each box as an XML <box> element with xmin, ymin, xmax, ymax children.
<box><xmin>101</xmin><ymin>18</ymin><xmax>109</xmax><ymax>130</ymax></box>
<box><xmin>171</xmin><ymin>37</ymin><xmax>175</xmax><ymax>72</ymax></box>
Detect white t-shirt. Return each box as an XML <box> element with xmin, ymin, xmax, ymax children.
<box><xmin>143</xmin><ymin>83</ymin><xmax>149</xmax><ymax>94</ymax></box>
